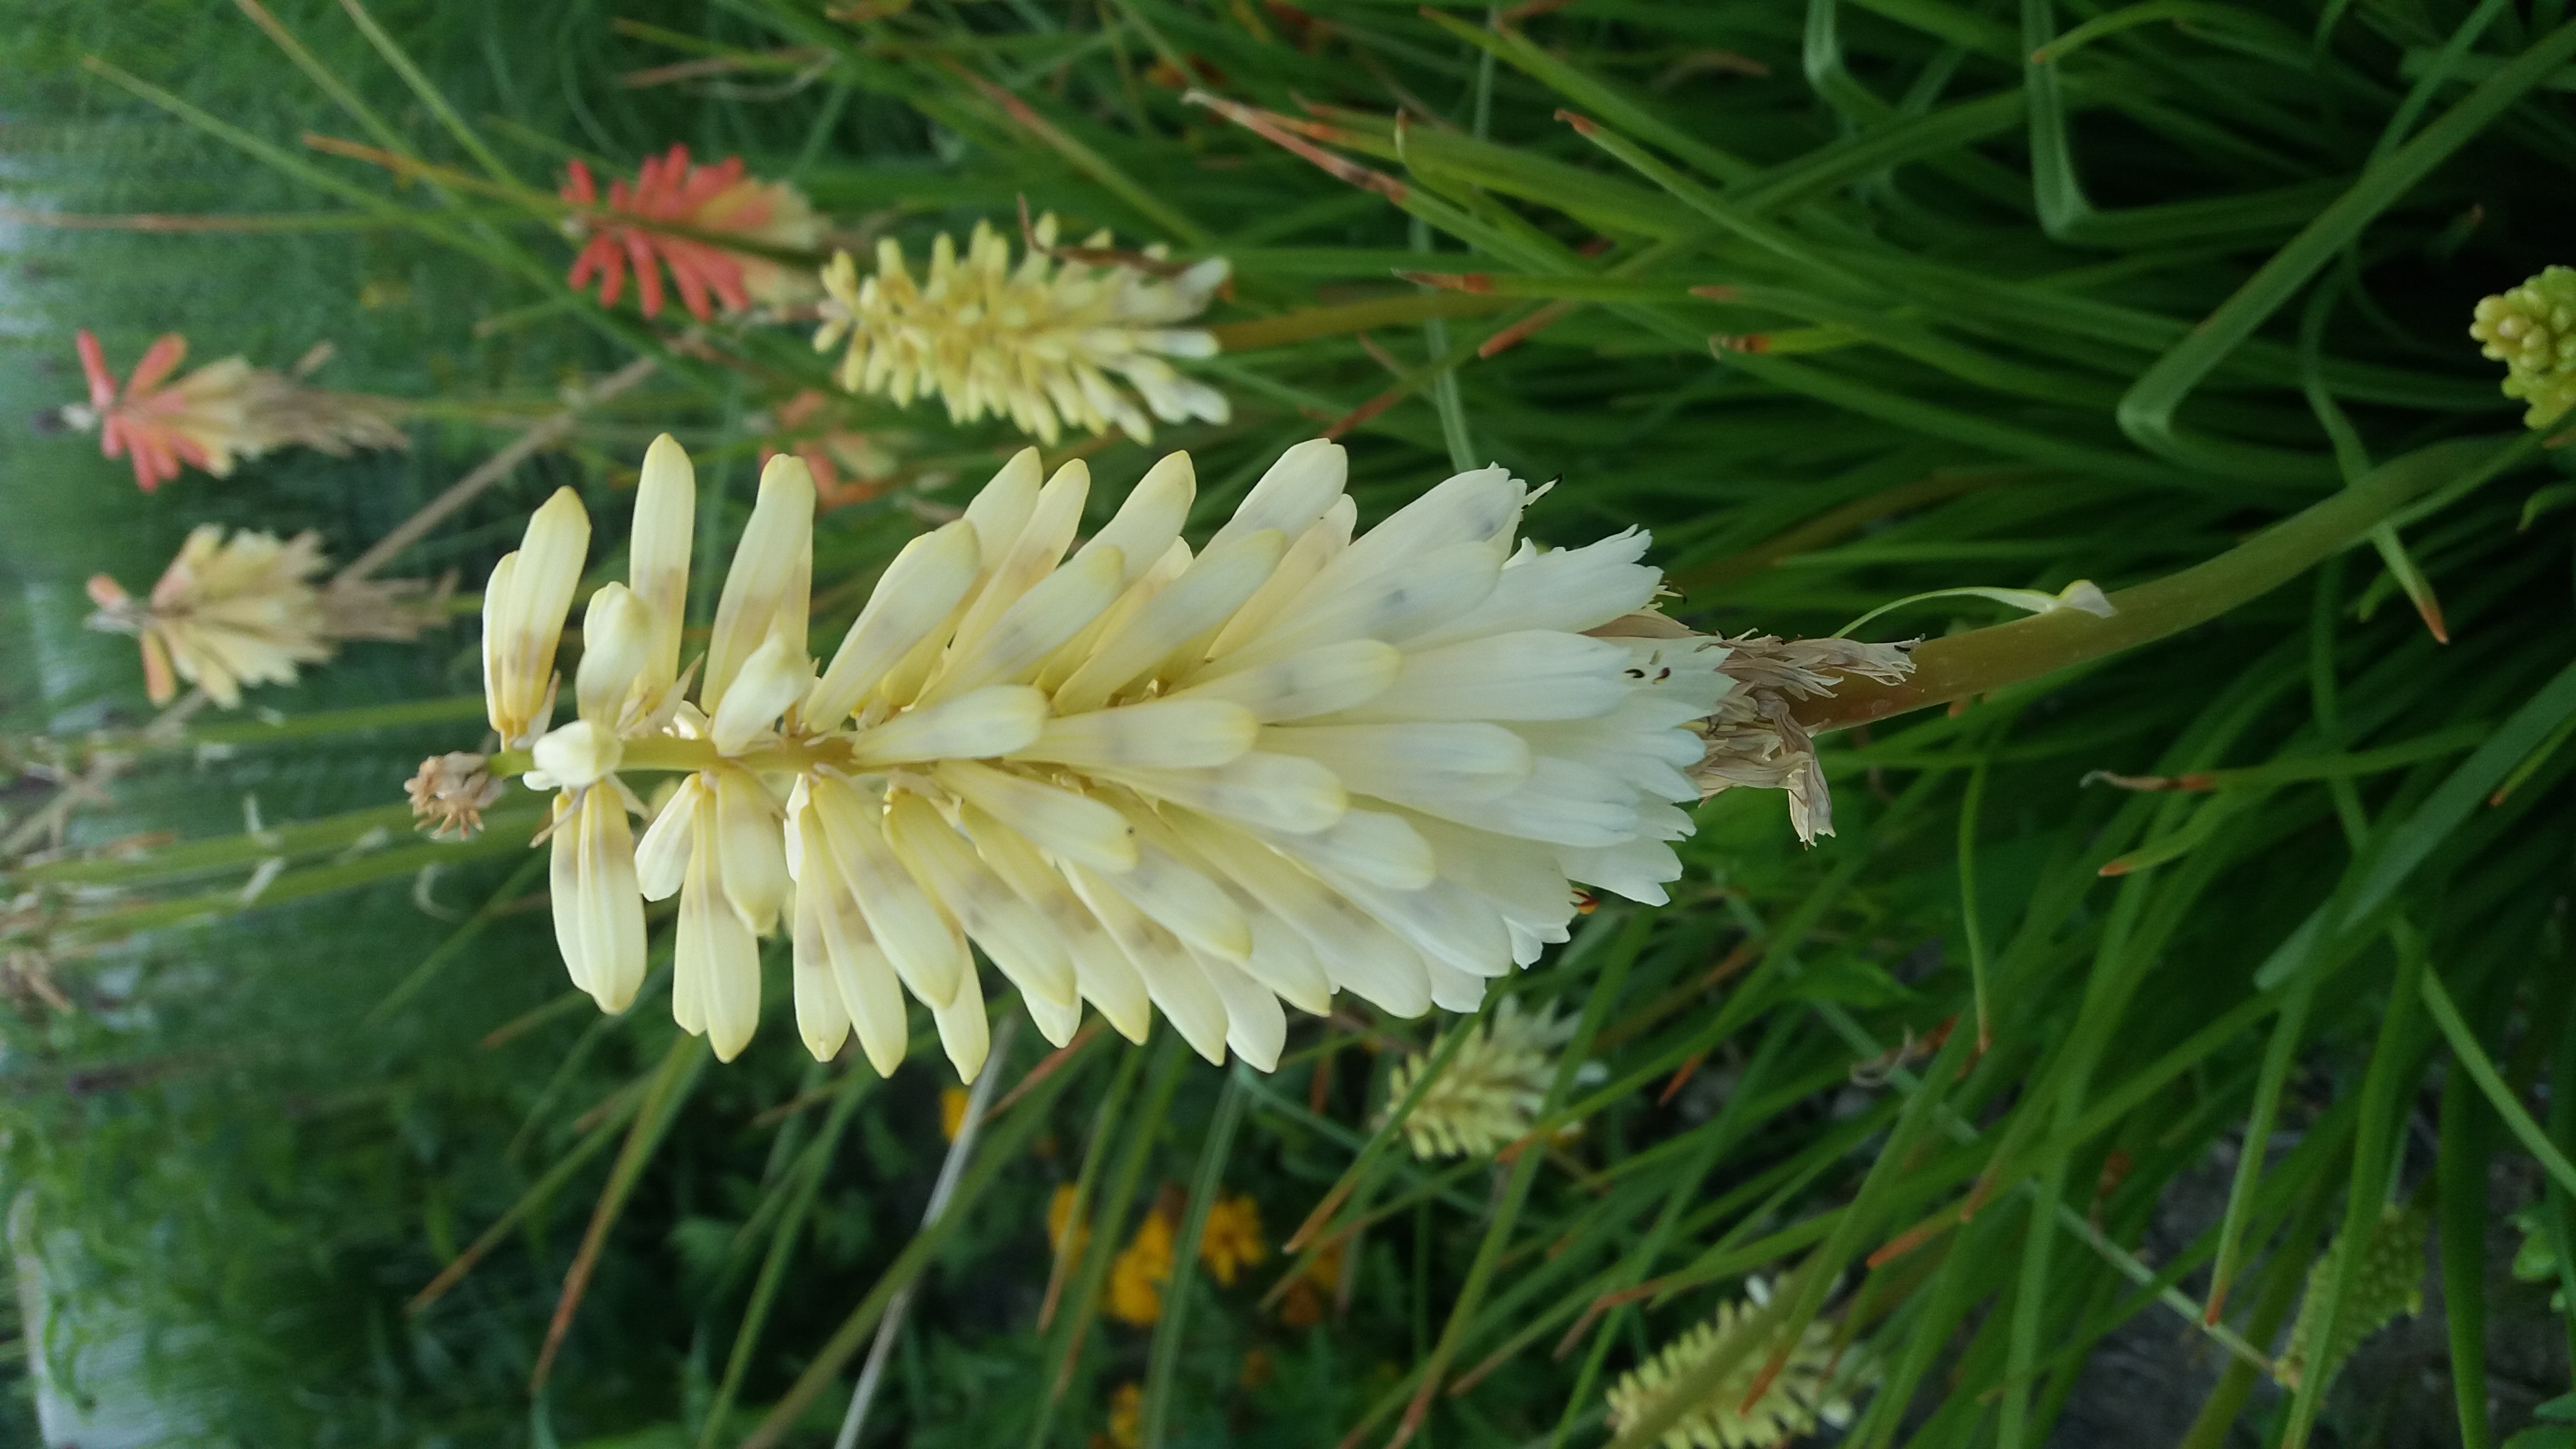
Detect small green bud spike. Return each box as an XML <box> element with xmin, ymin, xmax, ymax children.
<box><xmin>2275</xmin><ymin>1204</ymin><xmax>2431</xmax><ymax>1390</ymax></box>
<box><xmin>2471</xmin><ymin>266</ymin><xmax>2576</xmax><ymax>429</ymax></box>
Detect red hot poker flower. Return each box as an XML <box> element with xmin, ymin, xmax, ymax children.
<box><xmin>65</xmin><ymin>331</ymin><xmax>406</xmax><ymax>494</ymax></box>
<box><xmin>560</xmin><ymin>145</ymin><xmax>822</xmax><ymax>321</ymax></box>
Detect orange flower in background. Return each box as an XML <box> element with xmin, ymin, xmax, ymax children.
<box><xmin>1046</xmin><ymin>1183</ymin><xmax>1093</xmax><ymax>1262</ymax></box>
<box><xmin>759</xmin><ymin>390</ymin><xmax>899</xmax><ymax>508</ymax></box>
<box><xmin>1102</xmin><ymin>1382</ymin><xmax>1143</xmax><ymax>1449</ymax></box>
<box><xmin>1198</xmin><ymin>1193</ymin><xmax>1266</xmax><ymax>1286</ymax></box>
<box><xmin>1101</xmin><ymin>1190</ymin><xmax>1267</xmax><ymax>1325</ymax></box>
<box><xmin>65</xmin><ymin>331</ymin><xmax>404</xmax><ymax>493</ymax></box>
<box><xmin>1105</xmin><ymin>1209</ymin><xmax>1176</xmax><ymax>1327</ymax></box>
<box><xmin>560</xmin><ymin>145</ymin><xmax>822</xmax><ymax>321</ymax></box>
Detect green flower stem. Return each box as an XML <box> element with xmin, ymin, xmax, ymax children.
<box><xmin>494</xmin><ymin>735</ymin><xmax>839</xmax><ymax>780</ymax></box>
<box><xmin>1796</xmin><ymin>434</ymin><xmax>2537</xmax><ymax>735</ymax></box>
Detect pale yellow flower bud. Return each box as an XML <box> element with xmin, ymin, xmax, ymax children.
<box><xmin>702</xmin><ymin>454</ymin><xmax>813</xmax><ymax>716</ymax></box>
<box><xmin>630</xmin><ymin>433</ymin><xmax>696</xmax><ymax>696</ymax></box>
<box><xmin>788</xmin><ymin>779</ymin><xmax>910</xmax><ymax>1076</ymax></box>
<box><xmin>532</xmin><ymin>719</ymin><xmax>624</xmax><ymax>791</ymax></box>
<box><xmin>708</xmin><ymin>630</ymin><xmax>811</xmax><ymax>755</ymax></box>
<box><xmin>805</xmin><ymin>520</ymin><xmax>980</xmax><ymax>727</ymax></box>
<box><xmin>710</xmin><ymin>764</ymin><xmax>790</xmax><ymax>935</ymax></box>
<box><xmin>845</xmin><ymin>685</ymin><xmax>1047</xmax><ymax>767</ymax></box>
<box><xmin>484</xmin><ymin>487</ymin><xmax>590</xmax><ymax>748</ymax></box>
<box><xmin>575</xmin><ymin>582</ymin><xmax>652</xmax><ymax>726</ymax></box>
<box><xmin>550</xmin><ymin>784</ymin><xmax>645</xmax><ymax>1012</ymax></box>
<box><xmin>673</xmin><ymin>779</ymin><xmax>761</xmax><ymax>1063</ymax></box>
<box><xmin>804</xmin><ymin>771</ymin><xmax>968</xmax><ymax>1011</ymax></box>
<box><xmin>932</xmin><ymin>955</ymin><xmax>992</xmax><ymax>1081</ymax></box>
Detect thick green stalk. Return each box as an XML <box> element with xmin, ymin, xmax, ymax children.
<box><xmin>1798</xmin><ymin>434</ymin><xmax>2534</xmax><ymax>733</ymax></box>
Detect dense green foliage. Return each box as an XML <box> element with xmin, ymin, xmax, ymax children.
<box><xmin>6</xmin><ymin>2</ymin><xmax>2576</xmax><ymax>1447</ymax></box>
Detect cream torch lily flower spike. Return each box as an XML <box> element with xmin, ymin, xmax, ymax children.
<box><xmin>814</xmin><ymin>212</ymin><xmax>1231</xmax><ymax>446</ymax></box>
<box><xmin>433</xmin><ymin>434</ymin><xmax>1912</xmax><ymax>1081</ymax></box>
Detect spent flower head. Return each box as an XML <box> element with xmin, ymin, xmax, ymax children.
<box><xmin>560</xmin><ymin>145</ymin><xmax>822</xmax><ymax>321</ymax></box>
<box><xmin>84</xmin><ymin>527</ymin><xmax>438</xmax><ymax>708</ymax></box>
<box><xmin>813</xmin><ymin>213</ymin><xmax>1230</xmax><ymax>445</ymax></box>
<box><xmin>1604</xmin><ymin>1295</ymin><xmax>1873</xmax><ymax>1449</ymax></box>
<box><xmin>64</xmin><ymin>331</ymin><xmax>406</xmax><ymax>492</ymax></box>
<box><xmin>406</xmin><ymin>753</ymin><xmax>507</xmax><ymax>841</ymax></box>
<box><xmin>2472</xmin><ymin>265</ymin><xmax>2576</xmax><ymax>429</ymax></box>
<box><xmin>1689</xmin><ymin>631</ymin><xmax>1916</xmax><ymax>844</ymax></box>
<box><xmin>451</xmin><ymin>432</ymin><xmax>1744</xmax><ymax>1079</ymax></box>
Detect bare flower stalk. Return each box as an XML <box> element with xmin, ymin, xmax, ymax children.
<box><xmin>334</xmin><ymin>354</ymin><xmax>658</xmax><ymax>586</ymax></box>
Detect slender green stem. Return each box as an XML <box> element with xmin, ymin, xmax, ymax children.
<box><xmin>2281</xmin><ymin>922</ymin><xmax>2431</xmax><ymax>1446</ymax></box>
<box><xmin>1395</xmin><ymin>932</ymin><xmax>1634</xmax><ymax>1449</ymax></box>
<box><xmin>336</xmin><ymin>0</ymin><xmax>524</xmax><ymax>187</ymax></box>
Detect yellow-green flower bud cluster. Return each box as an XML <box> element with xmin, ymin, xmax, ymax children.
<box><xmin>2471</xmin><ymin>265</ymin><xmax>2576</xmax><ymax>428</ymax></box>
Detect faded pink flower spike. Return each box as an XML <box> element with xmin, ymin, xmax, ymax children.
<box><xmin>560</xmin><ymin>145</ymin><xmax>821</xmax><ymax>321</ymax></box>
<box><xmin>65</xmin><ymin>330</ymin><xmax>407</xmax><ymax>493</ymax></box>
<box><xmin>760</xmin><ymin>389</ymin><xmax>900</xmax><ymax>509</ymax></box>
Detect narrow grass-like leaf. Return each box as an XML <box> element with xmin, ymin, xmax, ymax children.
<box><xmin>336</xmin><ymin>0</ymin><xmax>524</xmax><ymax>186</ymax></box>
<box><xmin>1138</xmin><ymin>1065</ymin><xmax>1248</xmax><ymax>1449</ymax></box>
<box><xmin>367</xmin><ymin>852</ymin><xmax>550</xmax><ymax>1025</ymax></box>
<box><xmin>743</xmin><ymin>1027</ymin><xmax>1094</xmax><ymax>1449</ymax></box>
<box><xmin>2421</xmin><ymin>972</ymin><xmax>2576</xmax><ymax>1201</ymax></box>
<box><xmin>407</xmin><ymin>1070</ymin><xmax>648</xmax><ymax>1313</ymax></box>
<box><xmin>2280</xmin><ymin>921</ymin><xmax>2432</xmax><ymax>1447</ymax></box>
<box><xmin>698</xmin><ymin>1066</ymin><xmax>879</xmax><ymax>1448</ymax></box>
<box><xmin>2116</xmin><ymin>17</ymin><xmax>2576</xmax><ymax>477</ymax></box>
<box><xmin>1384</xmin><ymin>919</ymin><xmax>1639</xmax><ymax>1449</ymax></box>
<box><xmin>532</xmin><ymin>1031</ymin><xmax>708</xmax><ymax>1390</ymax></box>
<box><xmin>2438</xmin><ymin>1018</ymin><xmax>2495</xmax><ymax>1449</ymax></box>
